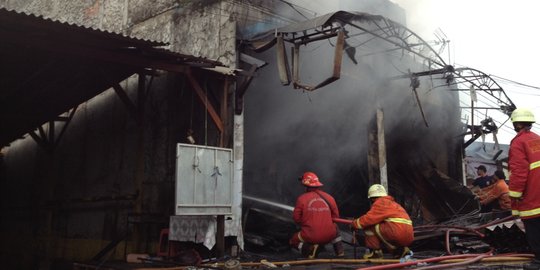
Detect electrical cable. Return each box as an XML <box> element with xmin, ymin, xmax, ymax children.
<box><xmin>490</xmin><ymin>75</ymin><xmax>540</xmax><ymax>91</ymax></box>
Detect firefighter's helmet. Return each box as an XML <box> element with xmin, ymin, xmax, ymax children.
<box><xmin>367</xmin><ymin>184</ymin><xmax>387</xmax><ymax>198</ymax></box>
<box><xmin>300</xmin><ymin>172</ymin><xmax>323</xmax><ymax>187</ymax></box>
<box><xmin>511</xmin><ymin>108</ymin><xmax>535</xmax><ymax>123</ymax></box>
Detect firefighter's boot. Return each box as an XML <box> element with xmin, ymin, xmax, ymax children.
<box><xmin>333</xmin><ymin>242</ymin><xmax>345</xmax><ymax>257</ymax></box>
<box><xmin>301</xmin><ymin>243</ymin><xmax>320</xmax><ymax>259</ymax></box>
<box><xmin>363</xmin><ymin>249</ymin><xmax>383</xmax><ymax>260</ymax></box>
<box><xmin>393</xmin><ymin>247</ymin><xmax>412</xmax><ymax>259</ymax></box>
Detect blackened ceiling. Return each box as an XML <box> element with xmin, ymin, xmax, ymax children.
<box><xmin>0</xmin><ymin>8</ymin><xmax>221</xmax><ymax>147</ymax></box>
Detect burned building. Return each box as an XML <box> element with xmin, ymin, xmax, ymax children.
<box><xmin>0</xmin><ymin>0</ymin><xmax>523</xmax><ymax>269</ymax></box>
<box><xmin>240</xmin><ymin>5</ymin><xmax>466</xmax><ymax>224</ymax></box>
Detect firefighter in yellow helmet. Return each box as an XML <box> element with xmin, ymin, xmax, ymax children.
<box><xmin>351</xmin><ymin>184</ymin><xmax>413</xmax><ymax>259</ymax></box>
<box><xmin>508</xmin><ymin>108</ymin><xmax>540</xmax><ymax>269</ymax></box>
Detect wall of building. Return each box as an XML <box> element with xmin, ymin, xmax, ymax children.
<box><xmin>0</xmin><ymin>0</ymin><xmax>239</xmax><ymax>268</ymax></box>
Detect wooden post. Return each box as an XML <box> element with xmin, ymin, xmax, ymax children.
<box><xmin>367</xmin><ymin>109</ymin><xmax>388</xmax><ymax>189</ymax></box>
<box><xmin>220</xmin><ymin>78</ymin><xmax>229</xmax><ymax>147</ymax></box>
<box><xmin>216</xmin><ymin>215</ymin><xmax>225</xmax><ymax>257</ymax></box>
<box><xmin>215</xmin><ymin>78</ymin><xmax>229</xmax><ymax>258</ymax></box>
<box><xmin>133</xmin><ymin>73</ymin><xmax>146</xmax><ymax>251</ymax></box>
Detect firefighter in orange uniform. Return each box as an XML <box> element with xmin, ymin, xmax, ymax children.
<box><xmin>352</xmin><ymin>184</ymin><xmax>413</xmax><ymax>259</ymax></box>
<box><xmin>477</xmin><ymin>170</ymin><xmax>511</xmax><ymax>211</ymax></box>
<box><xmin>508</xmin><ymin>108</ymin><xmax>540</xmax><ymax>269</ymax></box>
<box><xmin>289</xmin><ymin>172</ymin><xmax>344</xmax><ymax>258</ymax></box>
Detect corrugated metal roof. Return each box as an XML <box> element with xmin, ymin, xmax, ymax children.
<box><xmin>0</xmin><ymin>7</ymin><xmax>225</xmax><ymax>67</ymax></box>
<box><xmin>0</xmin><ymin>6</ymin><xmax>167</xmax><ymax>47</ymax></box>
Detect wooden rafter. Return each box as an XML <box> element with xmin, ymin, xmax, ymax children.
<box><xmin>186</xmin><ymin>68</ymin><xmax>224</xmax><ymax>133</ymax></box>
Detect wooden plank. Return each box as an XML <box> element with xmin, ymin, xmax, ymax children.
<box><xmin>186</xmin><ymin>69</ymin><xmax>224</xmax><ymax>133</ymax></box>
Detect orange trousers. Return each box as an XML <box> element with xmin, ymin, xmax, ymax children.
<box><xmin>364</xmin><ymin>222</ymin><xmax>413</xmax><ymax>251</ymax></box>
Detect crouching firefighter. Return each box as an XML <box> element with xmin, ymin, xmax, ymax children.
<box><xmin>352</xmin><ymin>184</ymin><xmax>413</xmax><ymax>259</ymax></box>
<box><xmin>289</xmin><ymin>172</ymin><xmax>344</xmax><ymax>258</ymax></box>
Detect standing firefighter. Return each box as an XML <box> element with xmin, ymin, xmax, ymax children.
<box><xmin>352</xmin><ymin>184</ymin><xmax>413</xmax><ymax>259</ymax></box>
<box><xmin>290</xmin><ymin>172</ymin><xmax>344</xmax><ymax>258</ymax></box>
<box><xmin>508</xmin><ymin>108</ymin><xmax>540</xmax><ymax>269</ymax></box>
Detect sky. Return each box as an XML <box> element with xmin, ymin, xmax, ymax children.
<box><xmin>390</xmin><ymin>0</ymin><xmax>540</xmax><ymax>144</ymax></box>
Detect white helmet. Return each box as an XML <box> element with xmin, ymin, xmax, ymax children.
<box><xmin>511</xmin><ymin>108</ymin><xmax>535</xmax><ymax>123</ymax></box>
<box><xmin>367</xmin><ymin>184</ymin><xmax>388</xmax><ymax>198</ymax></box>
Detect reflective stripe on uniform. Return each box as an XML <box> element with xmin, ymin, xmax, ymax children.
<box><xmin>519</xmin><ymin>207</ymin><xmax>540</xmax><ymax>218</ymax></box>
<box><xmin>509</xmin><ymin>190</ymin><xmax>523</xmax><ymax>198</ymax></box>
<box><xmin>354</xmin><ymin>219</ymin><xmax>362</xmax><ymax>229</ymax></box>
<box><xmin>512</xmin><ymin>209</ymin><xmax>520</xmax><ymax>216</ymax></box>
<box><xmin>530</xmin><ymin>160</ymin><xmax>540</xmax><ymax>170</ymax></box>
<box><xmin>297</xmin><ymin>232</ymin><xmax>304</xmax><ymax>242</ymax></box>
<box><xmin>385</xmin><ymin>217</ymin><xmax>413</xmax><ymax>225</ymax></box>
<box><xmin>374</xmin><ymin>224</ymin><xmax>396</xmax><ymax>250</ymax></box>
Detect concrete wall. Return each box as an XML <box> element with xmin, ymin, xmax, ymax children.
<box><xmin>0</xmin><ymin>0</ymin><xmax>236</xmax><ymax>67</ymax></box>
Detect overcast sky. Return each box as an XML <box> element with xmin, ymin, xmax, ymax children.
<box><xmin>390</xmin><ymin>0</ymin><xmax>540</xmax><ymax>144</ymax></box>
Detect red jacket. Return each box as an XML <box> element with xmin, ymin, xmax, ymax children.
<box><xmin>509</xmin><ymin>128</ymin><xmax>540</xmax><ymax>219</ymax></box>
<box><xmin>293</xmin><ymin>189</ymin><xmax>339</xmax><ymax>244</ymax></box>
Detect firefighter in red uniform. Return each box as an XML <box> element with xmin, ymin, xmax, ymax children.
<box><xmin>352</xmin><ymin>184</ymin><xmax>413</xmax><ymax>259</ymax></box>
<box><xmin>508</xmin><ymin>108</ymin><xmax>540</xmax><ymax>269</ymax></box>
<box><xmin>289</xmin><ymin>172</ymin><xmax>344</xmax><ymax>258</ymax></box>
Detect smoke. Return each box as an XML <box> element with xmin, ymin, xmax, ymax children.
<box><xmin>243</xmin><ymin>2</ymin><xmax>462</xmax><ymax>219</ymax></box>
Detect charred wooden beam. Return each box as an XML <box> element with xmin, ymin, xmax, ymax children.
<box><xmin>276</xmin><ymin>36</ymin><xmax>291</xmax><ymax>86</ymax></box>
<box><xmin>235</xmin><ymin>64</ymin><xmax>258</xmax><ymax>115</ymax></box>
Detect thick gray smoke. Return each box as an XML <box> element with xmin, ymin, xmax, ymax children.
<box><xmin>243</xmin><ymin>3</ymin><xmax>462</xmax><ymax>219</ymax></box>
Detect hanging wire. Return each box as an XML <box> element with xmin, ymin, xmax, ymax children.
<box><xmin>490</xmin><ymin>74</ymin><xmax>540</xmax><ymax>91</ymax></box>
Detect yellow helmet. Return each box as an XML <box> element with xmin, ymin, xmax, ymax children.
<box><xmin>511</xmin><ymin>108</ymin><xmax>535</xmax><ymax>123</ymax></box>
<box><xmin>367</xmin><ymin>184</ymin><xmax>388</xmax><ymax>198</ymax></box>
